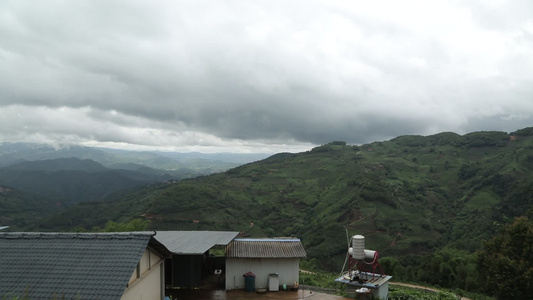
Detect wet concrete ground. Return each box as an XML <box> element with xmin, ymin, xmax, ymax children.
<box><xmin>167</xmin><ymin>289</ymin><xmax>351</xmax><ymax>300</ymax></box>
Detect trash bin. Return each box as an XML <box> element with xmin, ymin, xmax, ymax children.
<box><xmin>243</xmin><ymin>272</ymin><xmax>255</xmax><ymax>292</ymax></box>
<box><xmin>269</xmin><ymin>273</ymin><xmax>279</xmax><ymax>291</ymax></box>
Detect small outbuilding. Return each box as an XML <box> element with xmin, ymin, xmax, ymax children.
<box><xmin>225</xmin><ymin>238</ymin><xmax>307</xmax><ymax>291</ymax></box>
<box><xmin>0</xmin><ymin>232</ymin><xmax>170</xmax><ymax>300</ymax></box>
<box><xmin>153</xmin><ymin>230</ymin><xmax>239</xmax><ymax>289</ymax></box>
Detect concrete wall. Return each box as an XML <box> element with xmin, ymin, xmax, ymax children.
<box><xmin>225</xmin><ymin>258</ymin><xmax>299</xmax><ymax>290</ymax></box>
<box><xmin>122</xmin><ymin>248</ymin><xmax>164</xmax><ymax>300</ymax></box>
<box><xmin>374</xmin><ymin>282</ymin><xmax>389</xmax><ymax>299</ymax></box>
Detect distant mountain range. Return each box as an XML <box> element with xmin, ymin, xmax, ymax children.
<box><xmin>0</xmin><ymin>157</ymin><xmax>172</xmax><ymax>205</ymax></box>
<box><xmin>0</xmin><ymin>142</ymin><xmax>269</xmax><ymax>170</ymax></box>
<box><xmin>0</xmin><ymin>143</ymin><xmax>270</xmax><ymax>227</ymax></box>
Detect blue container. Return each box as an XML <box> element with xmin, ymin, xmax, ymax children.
<box><xmin>244</xmin><ymin>275</ymin><xmax>255</xmax><ymax>292</ymax></box>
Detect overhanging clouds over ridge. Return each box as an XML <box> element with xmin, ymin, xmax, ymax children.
<box><xmin>1</xmin><ymin>0</ymin><xmax>532</xmax><ymax>153</ymax></box>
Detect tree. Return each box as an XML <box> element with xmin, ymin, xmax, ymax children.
<box><xmin>477</xmin><ymin>216</ymin><xmax>533</xmax><ymax>299</ymax></box>
<box><xmin>99</xmin><ymin>219</ymin><xmax>148</xmax><ymax>232</ymax></box>
<box><xmin>415</xmin><ymin>248</ymin><xmax>479</xmax><ymax>291</ymax></box>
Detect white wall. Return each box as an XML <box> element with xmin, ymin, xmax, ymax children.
<box><xmin>225</xmin><ymin>258</ymin><xmax>299</xmax><ymax>290</ymax></box>
<box><xmin>122</xmin><ymin>248</ymin><xmax>164</xmax><ymax>300</ymax></box>
<box><xmin>374</xmin><ymin>282</ymin><xmax>389</xmax><ymax>299</ymax></box>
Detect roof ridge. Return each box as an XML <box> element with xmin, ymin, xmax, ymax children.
<box><xmin>0</xmin><ymin>231</ymin><xmax>154</xmax><ymax>299</ymax></box>
<box><xmin>233</xmin><ymin>238</ymin><xmax>301</xmax><ymax>241</ymax></box>
<box><xmin>0</xmin><ymin>231</ymin><xmax>155</xmax><ymax>239</ymax></box>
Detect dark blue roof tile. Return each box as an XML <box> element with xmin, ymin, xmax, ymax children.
<box><xmin>0</xmin><ymin>232</ymin><xmax>155</xmax><ymax>299</ymax></box>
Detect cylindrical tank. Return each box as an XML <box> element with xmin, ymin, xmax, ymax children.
<box><xmin>364</xmin><ymin>249</ymin><xmax>377</xmax><ymax>261</ymax></box>
<box><xmin>351</xmin><ymin>235</ymin><xmax>365</xmax><ymax>259</ymax></box>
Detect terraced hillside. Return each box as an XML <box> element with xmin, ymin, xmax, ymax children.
<box><xmin>35</xmin><ymin>129</ymin><xmax>533</xmax><ymax>273</ymax></box>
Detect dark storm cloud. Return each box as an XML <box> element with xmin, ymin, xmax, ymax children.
<box><xmin>1</xmin><ymin>0</ymin><xmax>532</xmax><ymax>152</ymax></box>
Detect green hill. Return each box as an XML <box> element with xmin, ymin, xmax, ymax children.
<box><xmin>28</xmin><ymin>128</ymin><xmax>533</xmax><ymax>293</ymax></box>
<box><xmin>0</xmin><ymin>186</ymin><xmax>61</xmax><ymax>230</ymax></box>
<box><xmin>0</xmin><ymin>158</ymin><xmax>177</xmax><ymax>205</ymax></box>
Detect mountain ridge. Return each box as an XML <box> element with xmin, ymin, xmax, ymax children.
<box><xmin>4</xmin><ymin>129</ymin><xmax>533</xmax><ymax>273</ymax></box>
<box><xmin>4</xmin><ymin>128</ymin><xmax>533</xmax><ymax>298</ymax></box>
<box><xmin>31</xmin><ymin>129</ymin><xmax>533</xmax><ymax>255</ymax></box>
<box><xmin>0</xmin><ymin>142</ymin><xmax>268</xmax><ymax>172</ymax></box>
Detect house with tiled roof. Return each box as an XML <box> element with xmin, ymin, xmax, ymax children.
<box><xmin>0</xmin><ymin>232</ymin><xmax>170</xmax><ymax>300</ymax></box>
<box><xmin>224</xmin><ymin>238</ymin><xmax>307</xmax><ymax>291</ymax></box>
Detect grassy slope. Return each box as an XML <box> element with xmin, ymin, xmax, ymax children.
<box><xmin>36</xmin><ymin>129</ymin><xmax>533</xmax><ymax>271</ymax></box>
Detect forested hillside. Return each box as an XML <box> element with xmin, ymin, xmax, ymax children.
<box><xmin>10</xmin><ymin>128</ymin><xmax>533</xmax><ymax>297</ymax></box>
<box><xmin>0</xmin><ymin>157</ymin><xmax>178</xmax><ymax>205</ymax></box>
<box><xmin>0</xmin><ymin>145</ymin><xmax>262</xmax><ymax>227</ymax></box>
<box><xmin>0</xmin><ymin>186</ymin><xmax>62</xmax><ymax>229</ymax></box>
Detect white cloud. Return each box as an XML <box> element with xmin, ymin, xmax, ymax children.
<box><xmin>0</xmin><ymin>0</ymin><xmax>532</xmax><ymax>153</ymax></box>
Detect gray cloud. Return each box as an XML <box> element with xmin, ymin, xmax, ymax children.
<box><xmin>1</xmin><ymin>0</ymin><xmax>532</xmax><ymax>153</ymax></box>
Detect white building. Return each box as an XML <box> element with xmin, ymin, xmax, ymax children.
<box><xmin>225</xmin><ymin>238</ymin><xmax>307</xmax><ymax>291</ymax></box>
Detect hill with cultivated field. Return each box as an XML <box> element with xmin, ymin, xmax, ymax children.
<box><xmin>4</xmin><ymin>128</ymin><xmax>533</xmax><ymax>297</ymax></box>
<box><xmin>36</xmin><ymin>128</ymin><xmax>533</xmax><ymax>251</ymax></box>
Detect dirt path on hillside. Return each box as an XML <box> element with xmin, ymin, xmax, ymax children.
<box><xmin>390</xmin><ymin>282</ymin><xmax>471</xmax><ymax>300</ymax></box>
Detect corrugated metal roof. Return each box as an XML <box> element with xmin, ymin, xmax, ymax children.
<box><xmin>154</xmin><ymin>231</ymin><xmax>239</xmax><ymax>254</ymax></box>
<box><xmin>226</xmin><ymin>238</ymin><xmax>307</xmax><ymax>258</ymax></box>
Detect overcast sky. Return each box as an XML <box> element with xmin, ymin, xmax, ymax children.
<box><xmin>1</xmin><ymin>0</ymin><xmax>532</xmax><ymax>153</ymax></box>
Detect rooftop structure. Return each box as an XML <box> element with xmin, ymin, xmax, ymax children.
<box><xmin>154</xmin><ymin>230</ymin><xmax>239</xmax><ymax>254</ymax></box>
<box><xmin>226</xmin><ymin>238</ymin><xmax>307</xmax><ymax>258</ymax></box>
<box><xmin>0</xmin><ymin>232</ymin><xmax>168</xmax><ymax>300</ymax></box>
<box><xmin>153</xmin><ymin>230</ymin><xmax>240</xmax><ymax>289</ymax></box>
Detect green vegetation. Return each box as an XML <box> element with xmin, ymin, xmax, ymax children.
<box><xmin>388</xmin><ymin>286</ymin><xmax>457</xmax><ymax>300</ymax></box>
<box><xmin>298</xmin><ymin>270</ymin><xmax>340</xmax><ymax>290</ymax></box>
<box><xmin>477</xmin><ymin>214</ymin><xmax>533</xmax><ymax>299</ymax></box>
<box><xmin>0</xmin><ymin>187</ymin><xmax>61</xmax><ymax>231</ymax></box>
<box><xmin>0</xmin><ymin>158</ymin><xmax>177</xmax><ymax>205</ymax></box>
<box><xmin>75</xmin><ymin>218</ymin><xmax>149</xmax><ymax>232</ymax></box>
<box><xmin>4</xmin><ymin>128</ymin><xmax>533</xmax><ymax>299</ymax></box>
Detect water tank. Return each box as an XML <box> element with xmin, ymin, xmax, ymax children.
<box><xmin>364</xmin><ymin>249</ymin><xmax>377</xmax><ymax>261</ymax></box>
<box><xmin>351</xmin><ymin>235</ymin><xmax>365</xmax><ymax>259</ymax></box>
